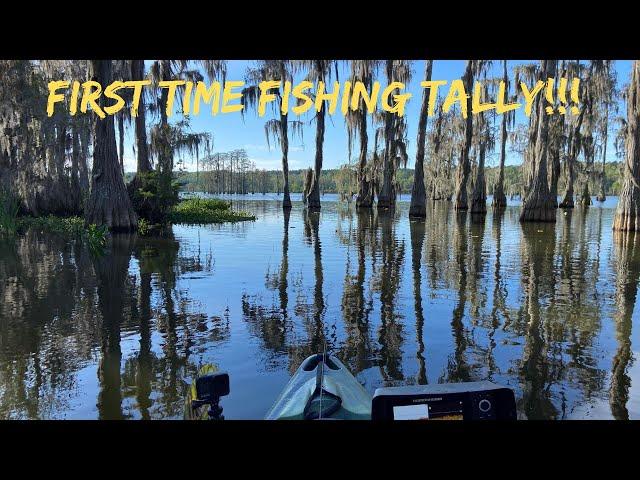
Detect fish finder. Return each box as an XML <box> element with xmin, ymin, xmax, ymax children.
<box><xmin>371</xmin><ymin>381</ymin><xmax>516</xmax><ymax>420</ymax></box>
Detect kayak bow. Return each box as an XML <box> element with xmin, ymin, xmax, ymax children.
<box><xmin>265</xmin><ymin>353</ymin><xmax>372</xmax><ymax>420</ymax></box>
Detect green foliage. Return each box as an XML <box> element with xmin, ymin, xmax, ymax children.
<box><xmin>129</xmin><ymin>171</ymin><xmax>180</xmax><ymax>224</ymax></box>
<box><xmin>12</xmin><ymin>215</ymin><xmax>108</xmax><ymax>254</ymax></box>
<box><xmin>137</xmin><ymin>218</ymin><xmax>151</xmax><ymax>236</ymax></box>
<box><xmin>16</xmin><ymin>215</ymin><xmax>86</xmax><ymax>235</ymax></box>
<box><xmin>0</xmin><ymin>189</ymin><xmax>19</xmax><ymax>233</ymax></box>
<box><xmin>169</xmin><ymin>198</ymin><xmax>255</xmax><ymax>224</ymax></box>
<box><xmin>85</xmin><ymin>223</ymin><xmax>108</xmax><ymax>255</ymax></box>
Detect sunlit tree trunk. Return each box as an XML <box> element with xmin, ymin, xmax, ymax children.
<box><xmin>579</xmin><ymin>179</ymin><xmax>592</xmax><ymax>207</ymax></box>
<box><xmin>280</xmin><ymin>112</ymin><xmax>291</xmax><ymax>209</ymax></box>
<box><xmin>85</xmin><ymin>60</ymin><xmax>137</xmax><ymax>231</ymax></box>
<box><xmin>409</xmin><ymin>60</ymin><xmax>433</xmax><ymax>218</ymax></box>
<box><xmin>306</xmin><ymin>60</ymin><xmax>326</xmax><ymax>210</ymax></box>
<box><xmin>376</xmin><ymin>61</ymin><xmax>410</xmax><ymax>210</ymax></box>
<box><xmin>520</xmin><ymin>60</ymin><xmax>557</xmax><ymax>222</ymax></box>
<box><xmin>356</xmin><ymin>106</ymin><xmax>372</xmax><ymax>208</ymax></box>
<box><xmin>613</xmin><ymin>61</ymin><xmax>640</xmax><ymax>231</ymax></box>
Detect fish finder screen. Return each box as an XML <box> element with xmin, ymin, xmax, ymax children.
<box><xmin>392</xmin><ymin>401</ymin><xmax>464</xmax><ymax>420</ymax></box>
<box><xmin>393</xmin><ymin>404</ymin><xmax>429</xmax><ymax>420</ymax></box>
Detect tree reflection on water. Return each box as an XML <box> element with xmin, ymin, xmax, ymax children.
<box><xmin>0</xmin><ymin>200</ymin><xmax>638</xmax><ymax>419</ymax></box>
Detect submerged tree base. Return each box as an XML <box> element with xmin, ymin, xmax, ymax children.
<box><xmin>559</xmin><ymin>190</ymin><xmax>575</xmax><ymax>209</ymax></box>
<box><xmin>520</xmin><ymin>192</ymin><xmax>557</xmax><ymax>222</ymax></box>
<box><xmin>578</xmin><ymin>183</ymin><xmax>591</xmax><ymax>207</ymax></box>
<box><xmin>492</xmin><ymin>186</ymin><xmax>507</xmax><ymax>209</ymax></box>
<box><xmin>376</xmin><ymin>195</ymin><xmax>395</xmax><ymax>210</ymax></box>
<box><xmin>169</xmin><ymin>198</ymin><xmax>255</xmax><ymax>224</ymax></box>
<box><xmin>408</xmin><ymin>205</ymin><xmax>426</xmax><ymax>217</ymax></box>
<box><xmin>469</xmin><ymin>195</ymin><xmax>487</xmax><ymax>215</ymax></box>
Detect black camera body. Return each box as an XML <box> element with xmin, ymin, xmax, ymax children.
<box><xmin>191</xmin><ymin>371</ymin><xmax>230</xmax><ymax>420</ymax></box>
<box><xmin>196</xmin><ymin>372</ymin><xmax>230</xmax><ymax>401</ymax></box>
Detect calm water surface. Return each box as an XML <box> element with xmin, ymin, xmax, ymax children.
<box><xmin>1</xmin><ymin>193</ymin><xmax>639</xmax><ymax>420</ymax></box>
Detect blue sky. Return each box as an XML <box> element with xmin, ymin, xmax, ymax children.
<box><xmin>121</xmin><ymin>60</ymin><xmax>633</xmax><ymax>172</ymax></box>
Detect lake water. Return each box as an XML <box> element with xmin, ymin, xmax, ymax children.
<box><xmin>1</xmin><ymin>193</ymin><xmax>639</xmax><ymax>420</ymax></box>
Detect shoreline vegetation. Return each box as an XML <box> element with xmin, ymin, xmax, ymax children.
<box><xmin>1</xmin><ymin>196</ymin><xmax>255</xmax><ymax>239</ymax></box>
<box><xmin>169</xmin><ymin>198</ymin><xmax>255</xmax><ymax>224</ymax></box>
<box><xmin>171</xmin><ymin>162</ymin><xmax>626</xmax><ymax>198</ymax></box>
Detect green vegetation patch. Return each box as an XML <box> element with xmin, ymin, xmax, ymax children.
<box><xmin>16</xmin><ymin>215</ymin><xmax>87</xmax><ymax>235</ymax></box>
<box><xmin>169</xmin><ymin>198</ymin><xmax>256</xmax><ymax>224</ymax></box>
<box><xmin>7</xmin><ymin>215</ymin><xmax>108</xmax><ymax>254</ymax></box>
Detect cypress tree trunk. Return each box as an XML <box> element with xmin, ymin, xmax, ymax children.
<box><xmin>547</xmin><ymin>69</ymin><xmax>564</xmax><ymax>209</ymax></box>
<box><xmin>302</xmin><ymin>167</ymin><xmax>313</xmax><ymax>205</ymax></box>
<box><xmin>117</xmin><ymin>113</ymin><xmax>125</xmax><ymax>175</ymax></box>
<box><xmin>79</xmin><ymin>125</ymin><xmax>90</xmax><ymax>195</ymax></box>
<box><xmin>559</xmin><ymin>102</ymin><xmax>586</xmax><ymax>209</ymax></box>
<box><xmin>377</xmin><ymin>60</ymin><xmax>396</xmax><ymax>210</ymax></box>
<box><xmin>355</xmin><ymin>108</ymin><xmax>373</xmax><ymax>208</ymax></box>
<box><xmin>409</xmin><ymin>60</ymin><xmax>433</xmax><ymax>218</ymax></box>
<box><xmin>548</xmin><ymin>139</ymin><xmax>561</xmax><ymax>208</ymax></box>
<box><xmin>454</xmin><ymin>62</ymin><xmax>474</xmax><ymax>210</ymax></box>
<box><xmin>280</xmin><ymin>112</ymin><xmax>292</xmax><ymax>209</ymax></box>
<box><xmin>48</xmin><ymin>123</ymin><xmax>72</xmax><ymax>214</ymax></box>
<box><xmin>520</xmin><ymin>60</ymin><xmax>557</xmax><ymax>223</ymax></box>
<box><xmin>559</xmin><ymin>160</ymin><xmax>575</xmax><ymax>208</ymax></box>
<box><xmin>493</xmin><ymin>61</ymin><xmax>508</xmax><ymax>210</ymax></box>
<box><xmin>579</xmin><ymin>180</ymin><xmax>592</xmax><ymax>207</ymax></box>
<box><xmin>597</xmin><ymin>106</ymin><xmax>609</xmax><ymax>202</ymax></box>
<box><xmin>131</xmin><ymin>59</ymin><xmax>150</xmax><ymax>174</ymax></box>
<box><xmin>70</xmin><ymin>127</ymin><xmax>82</xmax><ymax>212</ymax></box>
<box><xmin>470</xmin><ymin>142</ymin><xmax>487</xmax><ymax>214</ymax></box>
<box><xmin>613</xmin><ymin>61</ymin><xmax>640</xmax><ymax>231</ymax></box>
<box><xmin>306</xmin><ymin>72</ymin><xmax>325</xmax><ymax>210</ymax></box>
<box><xmin>85</xmin><ymin>60</ymin><xmax>137</xmax><ymax>231</ymax></box>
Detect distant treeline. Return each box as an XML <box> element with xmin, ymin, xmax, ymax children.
<box><xmin>166</xmin><ymin>161</ymin><xmax>625</xmax><ymax>197</ymax></box>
